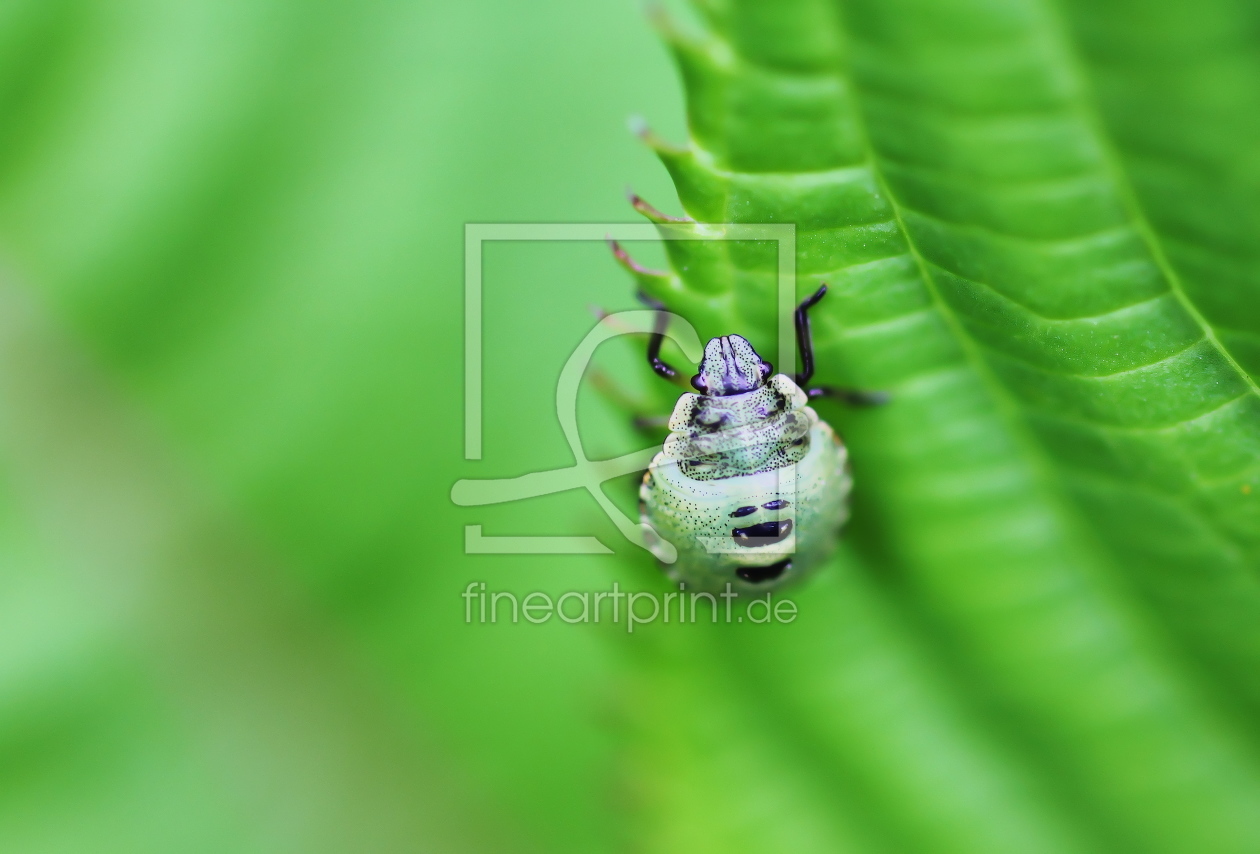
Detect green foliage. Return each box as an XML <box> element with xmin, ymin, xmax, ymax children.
<box><xmin>1</xmin><ymin>0</ymin><xmax>1259</xmax><ymax>852</ymax></box>
<box><xmin>615</xmin><ymin>0</ymin><xmax>1260</xmax><ymax>851</ymax></box>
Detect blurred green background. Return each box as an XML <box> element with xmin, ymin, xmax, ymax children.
<box><xmin>4</xmin><ymin>0</ymin><xmax>1260</xmax><ymax>852</ymax></box>
<box><xmin>0</xmin><ymin>1</ymin><xmax>686</xmax><ymax>851</ymax></box>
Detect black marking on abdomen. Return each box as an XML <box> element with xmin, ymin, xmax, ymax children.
<box><xmin>737</xmin><ymin>558</ymin><xmax>791</xmax><ymax>583</ymax></box>
<box><xmin>762</xmin><ymin>499</ymin><xmax>789</xmax><ymax>510</ymax></box>
<box><xmin>732</xmin><ymin>519</ymin><xmax>793</xmax><ymax>548</ymax></box>
<box><xmin>730</xmin><ymin>505</ymin><xmax>758</xmax><ymax>518</ymax></box>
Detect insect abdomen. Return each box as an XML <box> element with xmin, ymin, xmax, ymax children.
<box><xmin>640</xmin><ymin>373</ymin><xmax>852</xmax><ymax>593</ymax></box>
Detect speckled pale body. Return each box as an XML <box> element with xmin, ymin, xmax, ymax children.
<box><xmin>639</xmin><ymin>367</ymin><xmax>852</xmax><ymax>594</ymax></box>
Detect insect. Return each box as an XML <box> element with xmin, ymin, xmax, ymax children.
<box><xmin>637</xmin><ymin>285</ymin><xmax>885</xmax><ymax>593</ymax></box>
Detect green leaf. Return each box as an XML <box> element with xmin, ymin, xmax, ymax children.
<box><xmin>611</xmin><ymin>0</ymin><xmax>1260</xmax><ymax>851</ymax></box>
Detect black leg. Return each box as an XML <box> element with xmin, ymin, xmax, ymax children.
<box><xmin>808</xmin><ymin>386</ymin><xmax>891</xmax><ymax>407</ymax></box>
<box><xmin>796</xmin><ymin>284</ymin><xmax>890</xmax><ymax>406</ymax></box>
<box><xmin>636</xmin><ymin>291</ymin><xmax>677</xmax><ymax>380</ymax></box>
<box><xmin>794</xmin><ymin>284</ymin><xmax>828</xmax><ymax>387</ymax></box>
<box><xmin>632</xmin><ymin>415</ymin><xmax>672</xmax><ymax>432</ymax></box>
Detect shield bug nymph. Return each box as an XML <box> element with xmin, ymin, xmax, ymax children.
<box><xmin>636</xmin><ymin>285</ymin><xmax>885</xmax><ymax>594</ymax></box>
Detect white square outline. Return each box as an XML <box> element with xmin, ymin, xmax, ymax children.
<box><xmin>461</xmin><ymin>222</ymin><xmax>797</xmax><ymax>554</ymax></box>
